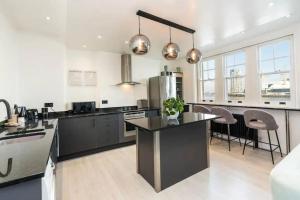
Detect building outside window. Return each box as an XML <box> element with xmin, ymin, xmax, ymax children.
<box><xmin>258</xmin><ymin>37</ymin><xmax>292</xmax><ymax>99</ymax></box>
<box><xmin>199</xmin><ymin>59</ymin><xmax>215</xmax><ymax>100</ymax></box>
<box><xmin>224</xmin><ymin>51</ymin><xmax>246</xmax><ymax>99</ymax></box>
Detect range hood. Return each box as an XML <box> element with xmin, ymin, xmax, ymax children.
<box><xmin>116</xmin><ymin>54</ymin><xmax>140</xmax><ymax>85</ymax></box>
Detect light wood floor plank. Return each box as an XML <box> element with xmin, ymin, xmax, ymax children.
<box><xmin>56</xmin><ymin>141</ymin><xmax>282</xmax><ymax>200</ymax></box>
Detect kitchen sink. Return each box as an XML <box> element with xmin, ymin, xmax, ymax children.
<box><xmin>0</xmin><ymin>131</ymin><xmax>46</xmax><ymax>141</ymax></box>
<box><xmin>5</xmin><ymin>128</ymin><xmax>45</xmax><ymax>136</ymax></box>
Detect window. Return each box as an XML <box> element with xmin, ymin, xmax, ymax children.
<box><xmin>258</xmin><ymin>38</ymin><xmax>292</xmax><ymax>99</ymax></box>
<box><xmin>199</xmin><ymin>59</ymin><xmax>215</xmax><ymax>100</ymax></box>
<box><xmin>224</xmin><ymin>51</ymin><xmax>246</xmax><ymax>99</ymax></box>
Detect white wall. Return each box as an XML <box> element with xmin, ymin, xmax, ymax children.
<box><xmin>65</xmin><ymin>49</ymin><xmax>162</xmax><ymax>109</ymax></box>
<box><xmin>17</xmin><ymin>32</ymin><xmax>65</xmax><ymax>111</ymax></box>
<box><xmin>0</xmin><ymin>12</ymin><xmax>19</xmax><ymax>122</ymax></box>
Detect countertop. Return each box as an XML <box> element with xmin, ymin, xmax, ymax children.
<box><xmin>0</xmin><ymin>119</ymin><xmax>57</xmax><ymax>188</ymax></box>
<box><xmin>125</xmin><ymin>112</ymin><xmax>218</xmax><ymax>132</ymax></box>
<box><xmin>188</xmin><ymin>102</ymin><xmax>300</xmax><ymax>111</ymax></box>
<box><xmin>50</xmin><ymin>106</ymin><xmax>160</xmax><ymax>119</ymax></box>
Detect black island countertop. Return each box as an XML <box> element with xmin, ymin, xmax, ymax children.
<box><xmin>50</xmin><ymin>106</ymin><xmax>160</xmax><ymax>119</ymax></box>
<box><xmin>125</xmin><ymin>112</ymin><xmax>218</xmax><ymax>132</ymax></box>
<box><xmin>0</xmin><ymin>119</ymin><xmax>57</xmax><ymax>188</ymax></box>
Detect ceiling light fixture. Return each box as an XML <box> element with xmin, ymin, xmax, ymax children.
<box><xmin>186</xmin><ymin>33</ymin><xmax>202</xmax><ymax>64</ymax></box>
<box><xmin>82</xmin><ymin>45</ymin><xmax>87</xmax><ymax>48</ymax></box>
<box><xmin>46</xmin><ymin>16</ymin><xmax>51</xmax><ymax>21</ymax></box>
<box><xmin>97</xmin><ymin>35</ymin><xmax>102</xmax><ymax>39</ymax></box>
<box><xmin>125</xmin><ymin>41</ymin><xmax>129</xmax><ymax>44</ymax></box>
<box><xmin>268</xmin><ymin>2</ymin><xmax>274</xmax><ymax>7</ymax></box>
<box><xmin>129</xmin><ymin>16</ymin><xmax>151</xmax><ymax>55</ymax></box>
<box><xmin>135</xmin><ymin>10</ymin><xmax>197</xmax><ymax>64</ymax></box>
<box><xmin>162</xmin><ymin>27</ymin><xmax>180</xmax><ymax>60</ymax></box>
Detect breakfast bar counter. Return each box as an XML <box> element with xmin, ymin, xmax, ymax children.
<box><xmin>125</xmin><ymin>112</ymin><xmax>218</xmax><ymax>192</ymax></box>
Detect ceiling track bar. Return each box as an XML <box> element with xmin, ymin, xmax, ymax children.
<box><xmin>136</xmin><ymin>10</ymin><xmax>195</xmax><ymax>34</ymax></box>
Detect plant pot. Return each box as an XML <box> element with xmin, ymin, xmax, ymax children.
<box><xmin>167</xmin><ymin>111</ymin><xmax>179</xmax><ymax>120</ymax></box>
<box><xmin>167</xmin><ymin>119</ymin><xmax>179</xmax><ymax>125</ymax></box>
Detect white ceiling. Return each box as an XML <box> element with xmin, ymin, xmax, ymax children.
<box><xmin>1</xmin><ymin>0</ymin><xmax>300</xmax><ymax>59</ymax></box>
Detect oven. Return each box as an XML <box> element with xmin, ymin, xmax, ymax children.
<box><xmin>121</xmin><ymin>111</ymin><xmax>146</xmax><ymax>142</ymax></box>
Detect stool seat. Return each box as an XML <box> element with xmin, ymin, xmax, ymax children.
<box><xmin>210</xmin><ymin>107</ymin><xmax>240</xmax><ymax>151</ymax></box>
<box><xmin>248</xmin><ymin>121</ymin><xmax>267</xmax><ymax>130</ymax></box>
<box><xmin>214</xmin><ymin>117</ymin><xmax>237</xmax><ymax>125</ymax></box>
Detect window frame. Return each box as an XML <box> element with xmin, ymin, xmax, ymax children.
<box><xmin>258</xmin><ymin>37</ymin><xmax>293</xmax><ymax>99</ymax></box>
<box><xmin>223</xmin><ymin>50</ymin><xmax>246</xmax><ymax>100</ymax></box>
<box><xmin>199</xmin><ymin>58</ymin><xmax>216</xmax><ymax>101</ymax></box>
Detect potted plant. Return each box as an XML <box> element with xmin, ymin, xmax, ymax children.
<box><xmin>163</xmin><ymin>97</ymin><xmax>184</xmax><ymax>119</ymax></box>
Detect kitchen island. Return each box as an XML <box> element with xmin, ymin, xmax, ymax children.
<box><xmin>125</xmin><ymin>112</ymin><xmax>218</xmax><ymax>192</ymax></box>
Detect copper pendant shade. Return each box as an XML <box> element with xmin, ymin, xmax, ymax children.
<box><xmin>129</xmin><ymin>16</ymin><xmax>151</xmax><ymax>55</ymax></box>
<box><xmin>186</xmin><ymin>34</ymin><xmax>202</xmax><ymax>64</ymax></box>
<box><xmin>162</xmin><ymin>27</ymin><xmax>180</xmax><ymax>60</ymax></box>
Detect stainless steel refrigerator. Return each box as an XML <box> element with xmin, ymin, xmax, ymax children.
<box><xmin>148</xmin><ymin>75</ymin><xmax>177</xmax><ymax>109</ymax></box>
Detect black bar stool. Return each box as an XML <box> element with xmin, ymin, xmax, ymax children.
<box><xmin>193</xmin><ymin>105</ymin><xmax>211</xmax><ymax>114</ymax></box>
<box><xmin>211</xmin><ymin>107</ymin><xmax>240</xmax><ymax>151</ymax></box>
<box><xmin>243</xmin><ymin>109</ymin><xmax>283</xmax><ymax>164</ymax></box>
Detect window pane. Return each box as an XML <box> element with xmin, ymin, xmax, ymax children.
<box><xmin>203</xmin><ymin>80</ymin><xmax>215</xmax><ymax>99</ymax></box>
<box><xmin>235</xmin><ymin>52</ymin><xmax>246</xmax><ymax>65</ymax></box>
<box><xmin>274</xmin><ymin>57</ymin><xmax>290</xmax><ymax>72</ymax></box>
<box><xmin>261</xmin><ymin>73</ymin><xmax>290</xmax><ymax>98</ymax></box>
<box><xmin>226</xmin><ymin>77</ymin><xmax>245</xmax><ymax>97</ymax></box>
<box><xmin>208</xmin><ymin>60</ymin><xmax>215</xmax><ymax>69</ymax></box>
<box><xmin>203</xmin><ymin>71</ymin><xmax>209</xmax><ymax>80</ymax></box>
<box><xmin>260</xmin><ymin>45</ymin><xmax>273</xmax><ymax>60</ymax></box>
<box><xmin>226</xmin><ymin>55</ymin><xmax>234</xmax><ymax>66</ymax></box>
<box><xmin>226</xmin><ymin>65</ymin><xmax>245</xmax><ymax>77</ymax></box>
<box><xmin>202</xmin><ymin>61</ymin><xmax>208</xmax><ymax>70</ymax></box>
<box><xmin>274</xmin><ymin>40</ymin><xmax>290</xmax><ymax>57</ymax></box>
<box><xmin>208</xmin><ymin>70</ymin><xmax>215</xmax><ymax>79</ymax></box>
<box><xmin>260</xmin><ymin>60</ymin><xmax>274</xmax><ymax>73</ymax></box>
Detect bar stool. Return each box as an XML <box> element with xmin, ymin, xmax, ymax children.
<box><xmin>243</xmin><ymin>109</ymin><xmax>283</xmax><ymax>164</ymax></box>
<box><xmin>210</xmin><ymin>107</ymin><xmax>240</xmax><ymax>151</ymax></box>
<box><xmin>193</xmin><ymin>105</ymin><xmax>211</xmax><ymax>114</ymax></box>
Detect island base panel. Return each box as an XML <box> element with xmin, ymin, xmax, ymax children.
<box><xmin>137</xmin><ymin>121</ymin><xmax>209</xmax><ymax>192</ymax></box>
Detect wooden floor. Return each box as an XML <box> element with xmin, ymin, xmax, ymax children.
<box><xmin>56</xmin><ymin>140</ymin><xmax>283</xmax><ymax>200</ymax></box>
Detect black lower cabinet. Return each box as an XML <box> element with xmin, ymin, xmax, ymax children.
<box><xmin>58</xmin><ymin>117</ymin><xmax>99</xmax><ymax>157</ymax></box>
<box><xmin>96</xmin><ymin>115</ymin><xmax>119</xmax><ymax>147</ymax></box>
<box><xmin>58</xmin><ymin>114</ymin><xmax>120</xmax><ymax>157</ymax></box>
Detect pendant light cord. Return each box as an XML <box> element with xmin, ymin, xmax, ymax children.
<box><xmin>169</xmin><ymin>26</ymin><xmax>172</xmax><ymax>43</ymax></box>
<box><xmin>138</xmin><ymin>16</ymin><xmax>141</xmax><ymax>34</ymax></box>
<box><xmin>192</xmin><ymin>34</ymin><xmax>195</xmax><ymax>49</ymax></box>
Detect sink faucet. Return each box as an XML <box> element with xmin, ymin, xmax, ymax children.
<box><xmin>0</xmin><ymin>99</ymin><xmax>12</xmax><ymax>120</ymax></box>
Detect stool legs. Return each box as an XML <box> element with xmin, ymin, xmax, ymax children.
<box><xmin>275</xmin><ymin>130</ymin><xmax>283</xmax><ymax>157</ymax></box>
<box><xmin>243</xmin><ymin>127</ymin><xmax>250</xmax><ymax>155</ymax></box>
<box><xmin>227</xmin><ymin>124</ymin><xmax>231</xmax><ymax>151</ymax></box>
<box><xmin>267</xmin><ymin>130</ymin><xmax>275</xmax><ymax>165</ymax></box>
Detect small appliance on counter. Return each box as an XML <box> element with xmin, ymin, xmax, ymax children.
<box><xmin>14</xmin><ymin>105</ymin><xmax>26</xmax><ymax>124</ymax></box>
<box><xmin>72</xmin><ymin>101</ymin><xmax>96</xmax><ymax>114</ymax></box>
<box><xmin>137</xmin><ymin>99</ymin><xmax>148</xmax><ymax>109</ymax></box>
<box><xmin>26</xmin><ymin>109</ymin><xmax>39</xmax><ymax>121</ymax></box>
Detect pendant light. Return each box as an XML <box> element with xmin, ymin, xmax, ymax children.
<box><xmin>129</xmin><ymin>16</ymin><xmax>151</xmax><ymax>55</ymax></box>
<box><xmin>186</xmin><ymin>34</ymin><xmax>202</xmax><ymax>64</ymax></box>
<box><xmin>162</xmin><ymin>27</ymin><xmax>180</xmax><ymax>60</ymax></box>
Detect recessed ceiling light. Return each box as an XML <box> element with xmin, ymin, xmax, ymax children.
<box><xmin>82</xmin><ymin>45</ymin><xmax>87</xmax><ymax>48</ymax></box>
<box><xmin>125</xmin><ymin>41</ymin><xmax>129</xmax><ymax>44</ymax></box>
<box><xmin>268</xmin><ymin>2</ymin><xmax>274</xmax><ymax>7</ymax></box>
<box><xmin>46</xmin><ymin>16</ymin><xmax>51</xmax><ymax>21</ymax></box>
<box><xmin>285</xmin><ymin>14</ymin><xmax>291</xmax><ymax>18</ymax></box>
<box><xmin>97</xmin><ymin>35</ymin><xmax>102</xmax><ymax>39</ymax></box>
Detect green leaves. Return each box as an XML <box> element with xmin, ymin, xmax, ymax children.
<box><xmin>163</xmin><ymin>97</ymin><xmax>184</xmax><ymax>116</ymax></box>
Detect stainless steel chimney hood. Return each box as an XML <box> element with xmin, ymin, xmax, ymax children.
<box><xmin>116</xmin><ymin>54</ymin><xmax>140</xmax><ymax>85</ymax></box>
